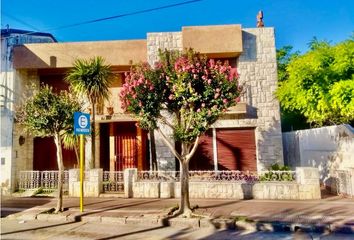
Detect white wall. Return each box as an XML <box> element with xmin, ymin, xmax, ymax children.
<box><xmin>283</xmin><ymin>125</ymin><xmax>354</xmax><ymax>188</ymax></box>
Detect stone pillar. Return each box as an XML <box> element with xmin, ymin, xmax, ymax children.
<box><xmin>124</xmin><ymin>168</ymin><xmax>137</xmax><ymax>198</ymax></box>
<box><xmin>69</xmin><ymin>169</ymin><xmax>80</xmax><ymax>196</ymax></box>
<box><xmin>296</xmin><ymin>167</ymin><xmax>320</xmax><ymax>185</ymax></box>
<box><xmin>296</xmin><ymin>167</ymin><xmax>321</xmax><ymax>199</ymax></box>
<box><xmin>109</xmin><ymin>136</ymin><xmax>115</xmax><ymax>172</ymax></box>
<box><xmin>69</xmin><ymin>168</ymin><xmax>103</xmax><ymax>197</ymax></box>
<box><xmin>85</xmin><ymin>168</ymin><xmax>103</xmax><ymax>197</ymax></box>
<box><xmin>160</xmin><ymin>182</ymin><xmax>174</xmax><ymax>198</ymax></box>
<box><xmin>350</xmin><ymin>168</ymin><xmax>354</xmax><ymax>197</ymax></box>
<box><xmin>147</xmin><ymin>32</ymin><xmax>182</xmax><ymax>171</ymax></box>
<box><xmin>94</xmin><ymin>123</ymin><xmax>100</xmax><ymax>169</ymax></box>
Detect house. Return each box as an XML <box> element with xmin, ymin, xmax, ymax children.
<box><xmin>2</xmin><ymin>24</ymin><xmax>284</xmax><ymax>193</ymax></box>
<box><xmin>0</xmin><ymin>28</ymin><xmax>56</xmax><ymax>193</ymax></box>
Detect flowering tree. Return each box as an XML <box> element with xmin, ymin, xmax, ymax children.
<box><xmin>120</xmin><ymin>49</ymin><xmax>240</xmax><ymax>216</ymax></box>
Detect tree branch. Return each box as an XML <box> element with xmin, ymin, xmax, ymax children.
<box><xmin>186</xmin><ymin>136</ymin><xmax>199</xmax><ymax>162</ymax></box>
<box><xmin>185</xmin><ymin>110</ymin><xmax>194</xmax><ymax>133</ymax></box>
<box><xmin>156</xmin><ymin>128</ymin><xmax>183</xmax><ymax>162</ymax></box>
<box><xmin>158</xmin><ymin>114</ymin><xmax>174</xmax><ymax>130</ymax></box>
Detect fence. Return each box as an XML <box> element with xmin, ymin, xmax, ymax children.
<box><xmin>103</xmin><ymin>171</ymin><xmax>124</xmax><ymax>192</ymax></box>
<box><xmin>335</xmin><ymin>170</ymin><xmax>354</xmax><ymax>197</ymax></box>
<box><xmin>18</xmin><ymin>168</ymin><xmax>318</xmax><ymax>200</ymax></box>
<box><xmin>18</xmin><ymin>170</ymin><xmax>69</xmax><ymax>192</ymax></box>
<box><xmin>137</xmin><ymin>170</ymin><xmax>296</xmax><ymax>182</ymax></box>
<box><xmin>129</xmin><ymin>167</ymin><xmax>319</xmax><ymax>199</ymax></box>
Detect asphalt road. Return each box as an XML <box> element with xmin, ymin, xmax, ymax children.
<box><xmin>1</xmin><ymin>196</ymin><xmax>54</xmax><ymax>217</ymax></box>
<box><xmin>2</xmin><ymin>219</ymin><xmax>354</xmax><ymax>240</ymax></box>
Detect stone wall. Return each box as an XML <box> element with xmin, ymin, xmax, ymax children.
<box><xmin>214</xmin><ymin>28</ymin><xmax>283</xmax><ymax>170</ymax></box>
<box><xmin>146</xmin><ymin>28</ymin><xmax>283</xmax><ymax>171</ymax></box>
<box><xmin>127</xmin><ymin>167</ymin><xmax>321</xmax><ymax>200</ymax></box>
<box><xmin>146</xmin><ymin>32</ymin><xmax>182</xmax><ymax>171</ymax></box>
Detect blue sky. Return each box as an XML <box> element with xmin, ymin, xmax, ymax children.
<box><xmin>1</xmin><ymin>0</ymin><xmax>353</xmax><ymax>53</ymax></box>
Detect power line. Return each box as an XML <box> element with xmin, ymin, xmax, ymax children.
<box><xmin>2</xmin><ymin>13</ymin><xmax>42</xmax><ymax>31</ymax></box>
<box><xmin>1</xmin><ymin>0</ymin><xmax>202</xmax><ymax>40</ymax></box>
<box><xmin>49</xmin><ymin>0</ymin><xmax>201</xmax><ymax>31</ymax></box>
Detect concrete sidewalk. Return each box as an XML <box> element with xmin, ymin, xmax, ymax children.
<box><xmin>2</xmin><ymin>196</ymin><xmax>354</xmax><ymax>233</ymax></box>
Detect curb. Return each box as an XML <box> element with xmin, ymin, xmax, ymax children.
<box><xmin>6</xmin><ymin>211</ymin><xmax>354</xmax><ymax>234</ymax></box>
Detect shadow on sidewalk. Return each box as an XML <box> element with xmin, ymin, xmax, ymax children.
<box><xmin>1</xmin><ymin>221</ymin><xmax>78</xmax><ymax>236</ymax></box>
<box><xmin>72</xmin><ymin>199</ymin><xmax>162</xmax><ymax>221</ymax></box>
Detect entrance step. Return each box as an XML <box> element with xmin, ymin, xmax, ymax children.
<box><xmin>99</xmin><ymin>193</ymin><xmax>125</xmax><ymax>198</ymax></box>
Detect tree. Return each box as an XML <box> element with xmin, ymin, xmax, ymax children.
<box><xmin>276</xmin><ymin>46</ymin><xmax>308</xmax><ymax>131</ymax></box>
<box><xmin>276</xmin><ymin>45</ymin><xmax>299</xmax><ymax>82</ymax></box>
<box><xmin>65</xmin><ymin>56</ymin><xmax>112</xmax><ymax>168</ymax></box>
<box><xmin>17</xmin><ymin>85</ymin><xmax>81</xmax><ymax>213</ymax></box>
<box><xmin>276</xmin><ymin>38</ymin><xmax>354</xmax><ymax>126</ymax></box>
<box><xmin>120</xmin><ymin>49</ymin><xmax>241</xmax><ymax>216</ymax></box>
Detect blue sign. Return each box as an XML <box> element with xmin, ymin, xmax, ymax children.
<box><xmin>74</xmin><ymin>112</ymin><xmax>91</xmax><ymax>135</ymax></box>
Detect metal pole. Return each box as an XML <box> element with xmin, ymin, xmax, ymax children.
<box><xmin>80</xmin><ymin>134</ymin><xmax>84</xmax><ymax>212</ymax></box>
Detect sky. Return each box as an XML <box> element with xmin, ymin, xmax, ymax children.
<box><xmin>1</xmin><ymin>0</ymin><xmax>353</xmax><ymax>53</ymax></box>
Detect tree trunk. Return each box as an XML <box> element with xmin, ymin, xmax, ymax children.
<box><xmin>54</xmin><ymin>132</ymin><xmax>64</xmax><ymax>213</ymax></box>
<box><xmin>178</xmin><ymin>143</ymin><xmax>192</xmax><ymax>216</ymax></box>
<box><xmin>74</xmin><ymin>142</ymin><xmax>79</xmax><ymax>167</ymax></box>
<box><xmin>149</xmin><ymin>130</ymin><xmax>158</xmax><ymax>171</ymax></box>
<box><xmin>91</xmin><ymin>103</ymin><xmax>96</xmax><ymax>169</ymax></box>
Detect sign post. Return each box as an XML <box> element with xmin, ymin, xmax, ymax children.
<box><xmin>74</xmin><ymin>112</ymin><xmax>91</xmax><ymax>212</ymax></box>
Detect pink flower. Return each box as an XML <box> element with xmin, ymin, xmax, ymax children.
<box><xmin>216</xmin><ymin>88</ymin><xmax>220</xmax><ymax>93</ymax></box>
<box><xmin>214</xmin><ymin>93</ymin><xmax>220</xmax><ymax>99</ymax></box>
<box><xmin>223</xmin><ymin>99</ymin><xmax>228</xmax><ymax>104</ymax></box>
<box><xmin>168</xmin><ymin>94</ymin><xmax>174</xmax><ymax>100</ymax></box>
<box><xmin>207</xmin><ymin>79</ymin><xmax>212</xmax><ymax>85</ymax></box>
<box><xmin>197</xmin><ymin>108</ymin><xmax>201</xmax><ymax>112</ymax></box>
<box><xmin>228</xmin><ymin>68</ymin><xmax>238</xmax><ymax>80</ymax></box>
<box><xmin>201</xmin><ymin>103</ymin><xmax>206</xmax><ymax>108</ymax></box>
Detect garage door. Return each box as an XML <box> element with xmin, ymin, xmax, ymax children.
<box><xmin>189</xmin><ymin>129</ymin><xmax>214</xmax><ymax>170</ymax></box>
<box><xmin>216</xmin><ymin>128</ymin><xmax>256</xmax><ymax>171</ymax></box>
<box><xmin>189</xmin><ymin>128</ymin><xmax>257</xmax><ymax>171</ymax></box>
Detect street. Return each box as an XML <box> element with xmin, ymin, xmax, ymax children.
<box><xmin>1</xmin><ymin>219</ymin><xmax>354</xmax><ymax>240</ymax></box>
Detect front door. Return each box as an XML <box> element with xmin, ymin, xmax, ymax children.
<box><xmin>114</xmin><ymin>135</ymin><xmax>137</xmax><ymax>171</ymax></box>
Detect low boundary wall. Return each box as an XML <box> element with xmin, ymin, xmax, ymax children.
<box><xmin>126</xmin><ymin>167</ymin><xmax>320</xmax><ymax>200</ymax></box>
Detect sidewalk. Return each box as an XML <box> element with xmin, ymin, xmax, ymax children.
<box><xmin>3</xmin><ymin>196</ymin><xmax>354</xmax><ymax>233</ymax></box>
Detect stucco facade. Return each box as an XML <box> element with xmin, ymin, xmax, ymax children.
<box><xmin>1</xmin><ymin>29</ymin><xmax>56</xmax><ymax>194</ymax></box>
<box><xmin>2</xmin><ymin>24</ymin><xmax>283</xmax><ymax>193</ymax></box>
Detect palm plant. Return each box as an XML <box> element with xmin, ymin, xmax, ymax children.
<box><xmin>65</xmin><ymin>56</ymin><xmax>112</xmax><ymax>168</ymax></box>
<box><xmin>62</xmin><ymin>133</ymin><xmax>79</xmax><ymax>167</ymax></box>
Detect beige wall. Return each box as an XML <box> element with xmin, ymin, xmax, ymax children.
<box><xmin>13</xmin><ymin>40</ymin><xmax>147</xmax><ymax>69</ymax></box>
<box><xmin>182</xmin><ymin>24</ymin><xmax>243</xmax><ymax>57</ymax></box>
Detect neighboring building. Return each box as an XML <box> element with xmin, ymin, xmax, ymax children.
<box><xmin>0</xmin><ymin>28</ymin><xmax>56</xmax><ymax>193</ymax></box>
<box><xmin>3</xmin><ymin>24</ymin><xmax>283</xmax><ymax>193</ymax></box>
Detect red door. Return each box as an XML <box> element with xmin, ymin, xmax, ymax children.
<box><xmin>114</xmin><ymin>135</ymin><xmax>137</xmax><ymax>171</ymax></box>
<box><xmin>216</xmin><ymin>128</ymin><xmax>257</xmax><ymax>171</ymax></box>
